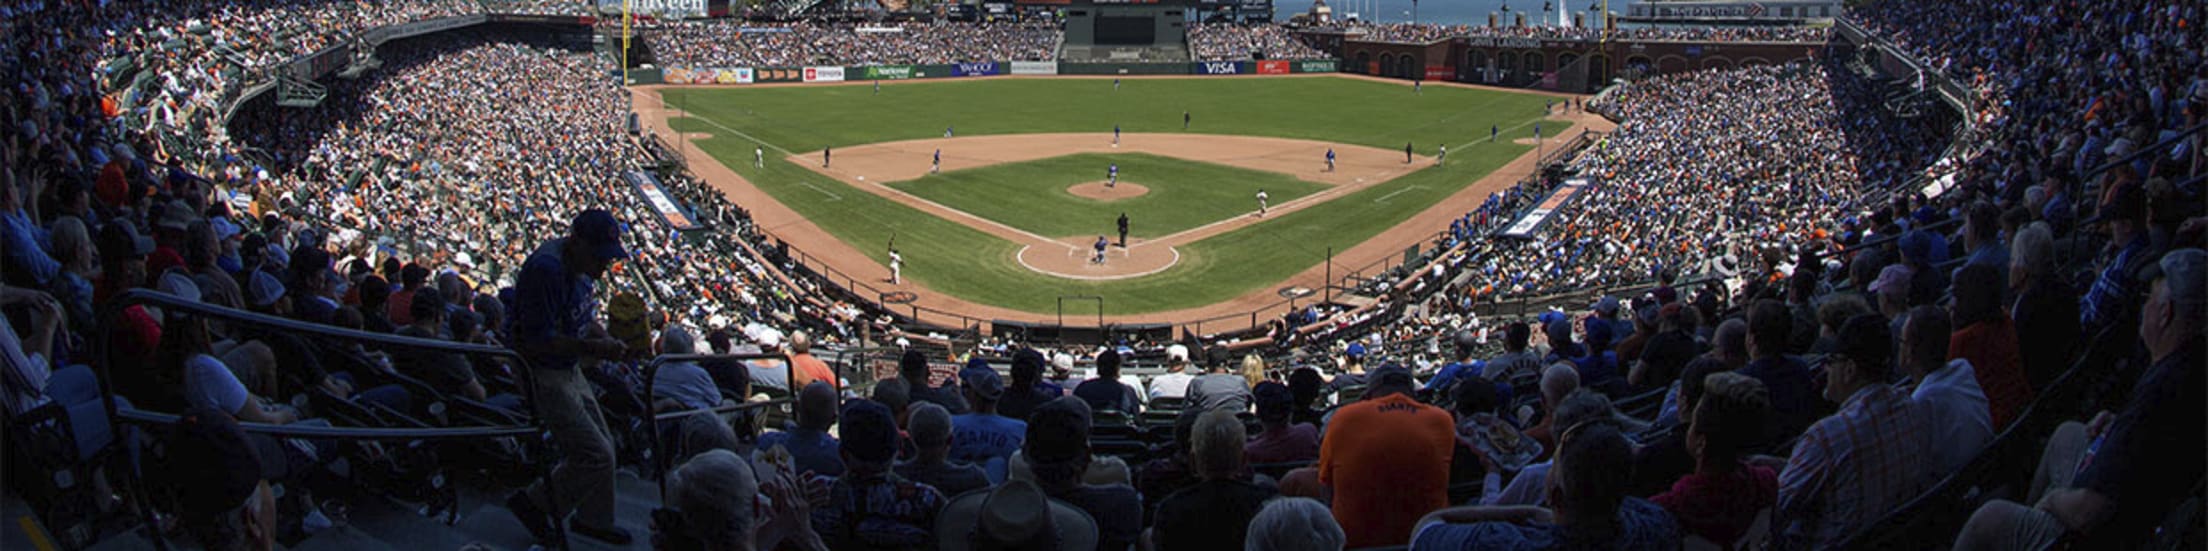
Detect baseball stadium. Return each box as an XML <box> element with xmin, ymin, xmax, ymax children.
<box><xmin>4</xmin><ymin>0</ymin><xmax>2204</xmax><ymax>549</ymax></box>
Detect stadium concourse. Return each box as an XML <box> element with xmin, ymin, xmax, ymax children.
<box><xmin>3</xmin><ymin>0</ymin><xmax>2205</xmax><ymax>548</ymax></box>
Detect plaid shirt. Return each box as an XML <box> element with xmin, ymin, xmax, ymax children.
<box><xmin>1777</xmin><ymin>383</ymin><xmax>1933</xmax><ymax>549</ymax></box>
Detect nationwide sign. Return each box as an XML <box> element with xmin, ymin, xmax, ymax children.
<box><xmin>865</xmin><ymin>65</ymin><xmax>916</xmax><ymax>80</ymax></box>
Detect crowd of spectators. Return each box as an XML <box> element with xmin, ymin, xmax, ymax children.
<box><xmin>1188</xmin><ymin>22</ymin><xmax>1329</xmax><ymax>61</ymax></box>
<box><xmin>5</xmin><ymin>0</ymin><xmax>2206</xmax><ymax>547</ymax></box>
<box><xmin>645</xmin><ymin>20</ymin><xmax>1062</xmax><ymax>68</ymax></box>
<box><xmin>1316</xmin><ymin>21</ymin><xmax>1828</xmax><ymax>44</ymax></box>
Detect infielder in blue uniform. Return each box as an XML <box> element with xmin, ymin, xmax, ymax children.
<box><xmin>932</xmin><ymin>149</ymin><xmax>941</xmax><ymax>173</ymax></box>
<box><xmin>1107</xmin><ymin>163</ymin><xmax>1118</xmax><ymax>187</ymax></box>
<box><xmin>1325</xmin><ymin>148</ymin><xmax>1336</xmax><ymax>172</ymax></box>
<box><xmin>1113</xmin><ymin>124</ymin><xmax>1121</xmax><ymax>147</ymax></box>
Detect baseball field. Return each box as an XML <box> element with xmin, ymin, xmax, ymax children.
<box><xmin>650</xmin><ymin>76</ymin><xmax>1576</xmax><ymax>318</ymax></box>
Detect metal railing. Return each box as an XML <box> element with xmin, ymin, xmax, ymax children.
<box><xmin>643</xmin><ymin>353</ymin><xmax>796</xmax><ymax>499</ymax></box>
<box><xmin>94</xmin><ymin>289</ymin><xmax>555</xmax><ymax>549</ymax></box>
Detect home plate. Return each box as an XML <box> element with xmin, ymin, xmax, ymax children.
<box><xmin>858</xmin><ymin>176</ymin><xmax>867</xmax><ymax>181</ymax></box>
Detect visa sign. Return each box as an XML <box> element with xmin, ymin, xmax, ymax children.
<box><xmin>1196</xmin><ymin>61</ymin><xmax>1243</xmax><ymax>75</ymax></box>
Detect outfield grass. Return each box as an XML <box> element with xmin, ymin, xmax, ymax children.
<box><xmin>663</xmin><ymin>76</ymin><xmax>1560</xmax><ymax>315</ymax></box>
<box><xmin>887</xmin><ymin>153</ymin><xmax>1328</xmax><ymax>239</ymax></box>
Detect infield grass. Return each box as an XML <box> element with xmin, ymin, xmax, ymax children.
<box><xmin>663</xmin><ymin>76</ymin><xmax>1560</xmax><ymax>316</ymax></box>
<box><xmin>887</xmin><ymin>153</ymin><xmax>1327</xmax><ymax>239</ymax></box>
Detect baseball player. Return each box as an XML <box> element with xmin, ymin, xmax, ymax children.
<box><xmin>1437</xmin><ymin>144</ymin><xmax>1447</xmax><ymax>164</ymax></box>
<box><xmin>874</xmin><ymin>81</ymin><xmax>880</xmax><ymax>94</ymax></box>
<box><xmin>1183</xmin><ymin>110</ymin><xmax>1190</xmax><ymax>130</ymax></box>
<box><xmin>945</xmin><ymin>125</ymin><xmax>954</xmax><ymax>138</ymax></box>
<box><xmin>1117</xmin><ymin>212</ymin><xmax>1129</xmax><ymax>247</ymax></box>
<box><xmin>1325</xmin><ymin>148</ymin><xmax>1335</xmax><ymax>172</ymax></box>
<box><xmin>932</xmin><ymin>149</ymin><xmax>942</xmax><ymax>174</ymax></box>
<box><xmin>1491</xmin><ymin>124</ymin><xmax>1499</xmax><ymax>143</ymax></box>
<box><xmin>1404</xmin><ymin>142</ymin><xmax>1413</xmax><ymax>164</ymax></box>
<box><xmin>1113</xmin><ymin>124</ymin><xmax>1121</xmax><ymax>147</ymax></box>
<box><xmin>1256</xmin><ymin>189</ymin><xmax>1269</xmax><ymax>217</ymax></box>
<box><xmin>888</xmin><ymin>248</ymin><xmax>903</xmax><ymax>284</ymax></box>
<box><xmin>823</xmin><ymin>146</ymin><xmax>832</xmax><ymax>168</ymax></box>
<box><xmin>1092</xmin><ymin>236</ymin><xmax>1108</xmax><ymax>264</ymax></box>
<box><xmin>1114</xmin><ymin>78</ymin><xmax>1121</xmax><ymax>91</ymax></box>
<box><xmin>1107</xmin><ymin>163</ymin><xmax>1118</xmax><ymax>187</ymax></box>
<box><xmin>755</xmin><ymin>145</ymin><xmax>764</xmax><ymax>168</ymax></box>
<box><xmin>1414</xmin><ymin>80</ymin><xmax>1422</xmax><ymax>94</ymax></box>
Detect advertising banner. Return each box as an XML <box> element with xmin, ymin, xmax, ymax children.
<box><xmin>1009</xmin><ymin>60</ymin><xmax>1059</xmax><ymax>75</ymax></box>
<box><xmin>1192</xmin><ymin>60</ymin><xmax>1246</xmax><ymax>75</ymax></box>
<box><xmin>950</xmin><ymin>61</ymin><xmax>1003</xmax><ymax>77</ymax></box>
<box><xmin>627</xmin><ymin>171</ymin><xmax>700</xmax><ymax>231</ymax></box>
<box><xmin>864</xmin><ymin>65</ymin><xmax>917</xmax><ymax>80</ymax></box>
<box><xmin>1294</xmin><ymin>59</ymin><xmax>1339</xmax><ymax>73</ymax></box>
<box><xmin>802</xmin><ymin>66</ymin><xmax>845</xmax><ymax>82</ymax></box>
<box><xmin>663</xmin><ymin>67</ymin><xmax>752</xmax><ymax>84</ymax></box>
<box><xmin>755</xmin><ymin>67</ymin><xmax>804</xmax><ymax>83</ymax></box>
<box><xmin>597</xmin><ymin>0</ymin><xmax>707</xmax><ymax>17</ymax></box>
<box><xmin>1255</xmin><ymin>60</ymin><xmax>1291</xmax><ymax>75</ymax></box>
<box><xmin>1499</xmin><ymin>178</ymin><xmax>1589</xmax><ymax>239</ymax></box>
<box><xmin>1424</xmin><ymin>65</ymin><xmax>1453</xmax><ymax>80</ymax></box>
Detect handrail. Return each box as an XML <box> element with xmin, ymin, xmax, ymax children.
<box><xmin>643</xmin><ymin>352</ymin><xmax>798</xmax><ymax>502</ymax></box>
<box><xmin>1836</xmin><ymin>217</ymin><xmax>1963</xmax><ymax>255</ymax></box>
<box><xmin>94</xmin><ymin>288</ymin><xmax>554</xmax><ymax>550</ymax></box>
<box><xmin>93</xmin><ymin>289</ymin><xmax>541</xmax><ymax>424</ymax></box>
<box><xmin>2079</xmin><ymin>120</ymin><xmax>2208</xmax><ymax>184</ymax></box>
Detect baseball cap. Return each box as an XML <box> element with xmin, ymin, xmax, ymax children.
<box><xmin>1011</xmin><ymin>348</ymin><xmax>1046</xmax><ymax>383</ymax></box>
<box><xmin>154</xmin><ymin>199</ymin><xmax>197</xmax><ymax>232</ymax></box>
<box><xmin>247</xmin><ymin>270</ymin><xmax>286</xmax><ymax>308</ymax></box>
<box><xmin>96</xmin><ymin>219</ymin><xmax>155</xmax><ymax>259</ymax></box>
<box><xmin>1345</xmin><ymin>342</ymin><xmax>1367</xmax><ymax>359</ymax></box>
<box><xmin>157</xmin><ymin>269</ymin><xmax>201</xmax><ymax>304</ymax></box>
<box><xmin>168</xmin><ymin>406</ymin><xmax>265</xmax><ymax>522</ymax></box>
<box><xmin>1023</xmin><ymin>397</ymin><xmax>1093</xmax><ymax>464</ymax></box>
<box><xmin>1867</xmin><ymin>263</ymin><xmax>1915</xmax><ymax>295</ymax></box>
<box><xmin>1592</xmin><ymin>295</ymin><xmax>1620</xmax><ymax>316</ymax></box>
<box><xmin>1368</xmin><ymin>364</ymin><xmax>1415</xmax><ymax>390</ymax></box>
<box><xmin>1897</xmin><ymin>230</ymin><xmax>1938</xmax><ymax>265</ymax></box>
<box><xmin>839</xmin><ymin>399</ymin><xmax>900</xmax><ymax>463</ymax></box>
<box><xmin>1165</xmin><ymin>344</ymin><xmax>1190</xmax><ymax>364</ymax></box>
<box><xmin>2139</xmin><ymin>248</ymin><xmax>2206</xmax><ymax>308</ymax></box>
<box><xmin>570</xmin><ymin>209</ymin><xmax>630</xmax><ymax>261</ymax></box>
<box><xmin>962</xmin><ymin>365</ymin><xmax>1005</xmax><ymax>401</ymax></box>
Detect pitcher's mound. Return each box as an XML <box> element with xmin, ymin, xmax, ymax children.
<box><xmin>1068</xmin><ymin>181</ymin><xmax>1149</xmax><ymax>201</ymax></box>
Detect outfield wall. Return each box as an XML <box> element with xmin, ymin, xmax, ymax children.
<box><xmin>640</xmin><ymin>58</ymin><xmax>1339</xmax><ymax>84</ymax></box>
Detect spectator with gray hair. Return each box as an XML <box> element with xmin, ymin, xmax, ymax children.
<box><xmin>896</xmin><ymin>402</ymin><xmax>991</xmax><ymax>498</ymax></box>
<box><xmin>1243</xmin><ymin>497</ymin><xmax>1345</xmax><ymax>551</ymax></box>
<box><xmin>2005</xmin><ymin>222</ymin><xmax>2076</xmax><ymax>389</ymax></box>
<box><xmin>1955</xmin><ymin>249</ymin><xmax>2206</xmax><ymax>550</ymax></box>
<box><xmin>1149</xmin><ymin>408</ymin><xmax>1276</xmax><ymax>550</ymax></box>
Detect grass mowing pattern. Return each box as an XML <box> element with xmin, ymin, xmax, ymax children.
<box><xmin>887</xmin><ymin>153</ymin><xmax>1328</xmax><ymax>239</ymax></box>
<box><xmin>664</xmin><ymin>77</ymin><xmax>1557</xmax><ymax>315</ymax></box>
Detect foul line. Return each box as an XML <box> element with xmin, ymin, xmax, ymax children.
<box><xmin>1373</xmin><ymin>185</ymin><xmax>1428</xmax><ymax>203</ymax></box>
